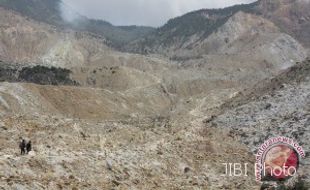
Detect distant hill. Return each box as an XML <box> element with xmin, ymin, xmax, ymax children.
<box><xmin>2</xmin><ymin>0</ymin><xmax>309</xmax><ymax>53</ymax></box>
<box><xmin>125</xmin><ymin>2</ymin><xmax>259</xmax><ymax>54</ymax></box>
<box><xmin>256</xmin><ymin>0</ymin><xmax>310</xmax><ymax>47</ymax></box>
<box><xmin>0</xmin><ymin>0</ymin><xmax>154</xmax><ymax>47</ymax></box>
<box><xmin>126</xmin><ymin>0</ymin><xmax>310</xmax><ymax>55</ymax></box>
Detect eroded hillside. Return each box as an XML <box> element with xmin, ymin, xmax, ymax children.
<box><xmin>256</xmin><ymin>0</ymin><xmax>310</xmax><ymax>47</ymax></box>
<box><xmin>0</xmin><ymin>1</ymin><xmax>309</xmax><ymax>189</ymax></box>
<box><xmin>207</xmin><ymin>59</ymin><xmax>310</xmax><ymax>189</ymax></box>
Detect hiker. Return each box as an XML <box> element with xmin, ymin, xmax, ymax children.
<box><xmin>26</xmin><ymin>141</ymin><xmax>32</xmax><ymax>154</ymax></box>
<box><xmin>19</xmin><ymin>138</ymin><xmax>26</xmax><ymax>155</ymax></box>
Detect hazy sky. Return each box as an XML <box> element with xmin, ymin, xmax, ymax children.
<box><xmin>62</xmin><ymin>0</ymin><xmax>256</xmax><ymax>27</ymax></box>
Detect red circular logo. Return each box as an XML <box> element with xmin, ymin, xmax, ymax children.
<box><xmin>263</xmin><ymin>144</ymin><xmax>299</xmax><ymax>181</ymax></box>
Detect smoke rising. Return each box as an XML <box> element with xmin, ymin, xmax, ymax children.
<box><xmin>60</xmin><ymin>0</ymin><xmax>256</xmax><ymax>26</ymax></box>
<box><xmin>59</xmin><ymin>1</ymin><xmax>81</xmax><ymax>23</ymax></box>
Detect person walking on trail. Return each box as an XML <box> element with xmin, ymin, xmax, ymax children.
<box><xmin>26</xmin><ymin>141</ymin><xmax>32</xmax><ymax>154</ymax></box>
<box><xmin>19</xmin><ymin>138</ymin><xmax>26</xmax><ymax>155</ymax></box>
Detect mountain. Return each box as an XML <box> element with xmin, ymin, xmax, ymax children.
<box><xmin>0</xmin><ymin>1</ymin><xmax>307</xmax><ymax>115</ymax></box>
<box><xmin>125</xmin><ymin>2</ymin><xmax>259</xmax><ymax>54</ymax></box>
<box><xmin>181</xmin><ymin>11</ymin><xmax>307</xmax><ymax>63</ymax></box>
<box><xmin>0</xmin><ymin>6</ymin><xmax>174</xmax><ymax>93</ymax></box>
<box><xmin>2</xmin><ymin>0</ymin><xmax>309</xmax><ymax>52</ymax></box>
<box><xmin>0</xmin><ymin>0</ymin><xmax>309</xmax><ymax>189</ymax></box>
<box><xmin>0</xmin><ymin>0</ymin><xmax>307</xmax><ymax>120</ymax></box>
<box><xmin>256</xmin><ymin>0</ymin><xmax>310</xmax><ymax>47</ymax></box>
<box><xmin>0</xmin><ymin>0</ymin><xmax>154</xmax><ymax>47</ymax></box>
<box><xmin>126</xmin><ymin>0</ymin><xmax>310</xmax><ymax>56</ymax></box>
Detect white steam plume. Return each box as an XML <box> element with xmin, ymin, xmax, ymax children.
<box><xmin>59</xmin><ymin>1</ymin><xmax>81</xmax><ymax>23</ymax></box>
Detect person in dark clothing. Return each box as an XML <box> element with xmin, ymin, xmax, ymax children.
<box><xmin>19</xmin><ymin>139</ymin><xmax>26</xmax><ymax>155</ymax></box>
<box><xmin>26</xmin><ymin>141</ymin><xmax>32</xmax><ymax>154</ymax></box>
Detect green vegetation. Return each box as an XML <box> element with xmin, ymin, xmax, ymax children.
<box><xmin>161</xmin><ymin>2</ymin><xmax>258</xmax><ymax>38</ymax></box>
<box><xmin>0</xmin><ymin>61</ymin><xmax>17</xmax><ymax>82</ymax></box>
<box><xmin>0</xmin><ymin>0</ymin><xmax>64</xmax><ymax>26</ymax></box>
<box><xmin>132</xmin><ymin>1</ymin><xmax>259</xmax><ymax>52</ymax></box>
<box><xmin>19</xmin><ymin>65</ymin><xmax>78</xmax><ymax>85</ymax></box>
<box><xmin>0</xmin><ymin>62</ymin><xmax>78</xmax><ymax>86</ymax></box>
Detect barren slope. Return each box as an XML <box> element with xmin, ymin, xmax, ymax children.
<box><xmin>257</xmin><ymin>0</ymin><xmax>310</xmax><ymax>47</ymax></box>
<box><xmin>208</xmin><ymin>59</ymin><xmax>310</xmax><ymax>188</ymax></box>
<box><xmin>0</xmin><ymin>3</ymin><xmax>309</xmax><ymax>189</ymax></box>
<box><xmin>0</xmin><ymin>82</ymin><xmax>174</xmax><ymax>120</ymax></box>
<box><xmin>0</xmin><ymin>112</ymin><xmax>260</xmax><ymax>190</ymax></box>
<box><xmin>0</xmin><ymin>7</ymin><xmax>173</xmax><ymax>92</ymax></box>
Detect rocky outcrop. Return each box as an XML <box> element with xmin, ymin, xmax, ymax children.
<box><xmin>209</xmin><ymin>59</ymin><xmax>310</xmax><ymax>187</ymax></box>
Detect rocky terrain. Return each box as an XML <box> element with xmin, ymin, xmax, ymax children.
<box><xmin>208</xmin><ymin>59</ymin><xmax>310</xmax><ymax>189</ymax></box>
<box><xmin>0</xmin><ymin>0</ymin><xmax>309</xmax><ymax>189</ymax></box>
<box><xmin>0</xmin><ymin>111</ymin><xmax>261</xmax><ymax>189</ymax></box>
<box><xmin>256</xmin><ymin>0</ymin><xmax>310</xmax><ymax>47</ymax></box>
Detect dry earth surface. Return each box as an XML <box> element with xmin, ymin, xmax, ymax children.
<box><xmin>0</xmin><ymin>1</ymin><xmax>309</xmax><ymax>189</ymax></box>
